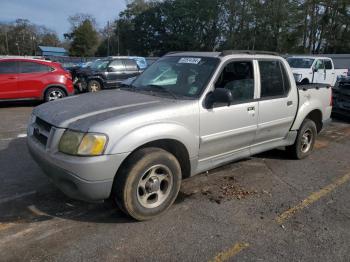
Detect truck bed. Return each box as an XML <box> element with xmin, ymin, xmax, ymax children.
<box><xmin>293</xmin><ymin>83</ymin><xmax>332</xmax><ymax>131</ymax></box>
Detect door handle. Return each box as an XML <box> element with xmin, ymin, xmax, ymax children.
<box><xmin>287</xmin><ymin>101</ymin><xmax>293</xmax><ymax>106</ymax></box>
<box><xmin>8</xmin><ymin>77</ymin><xmax>17</xmax><ymax>80</ymax></box>
<box><xmin>247</xmin><ymin>106</ymin><xmax>255</xmax><ymax>111</ymax></box>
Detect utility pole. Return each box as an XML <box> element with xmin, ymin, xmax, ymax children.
<box><xmin>107</xmin><ymin>21</ymin><xmax>110</xmax><ymax>56</ymax></box>
<box><xmin>15</xmin><ymin>42</ymin><xmax>20</xmax><ymax>56</ymax></box>
<box><xmin>117</xmin><ymin>20</ymin><xmax>120</xmax><ymax>56</ymax></box>
<box><xmin>5</xmin><ymin>30</ymin><xmax>9</xmax><ymax>55</ymax></box>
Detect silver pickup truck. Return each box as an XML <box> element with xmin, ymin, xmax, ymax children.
<box><xmin>27</xmin><ymin>51</ymin><xmax>332</xmax><ymax>220</ymax></box>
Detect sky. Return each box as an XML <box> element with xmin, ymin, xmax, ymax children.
<box><xmin>0</xmin><ymin>0</ymin><xmax>126</xmax><ymax>38</ymax></box>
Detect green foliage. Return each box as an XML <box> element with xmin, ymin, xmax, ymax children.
<box><xmin>99</xmin><ymin>0</ymin><xmax>350</xmax><ymax>56</ymax></box>
<box><xmin>0</xmin><ymin>19</ymin><xmax>61</xmax><ymax>55</ymax></box>
<box><xmin>69</xmin><ymin>19</ymin><xmax>99</xmax><ymax>57</ymax></box>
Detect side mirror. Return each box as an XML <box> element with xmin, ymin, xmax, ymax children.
<box><xmin>205</xmin><ymin>88</ymin><xmax>233</xmax><ymax>109</ymax></box>
<box><xmin>313</xmin><ymin>67</ymin><xmax>318</xmax><ymax>72</ymax></box>
<box><xmin>107</xmin><ymin>66</ymin><xmax>115</xmax><ymax>72</ymax></box>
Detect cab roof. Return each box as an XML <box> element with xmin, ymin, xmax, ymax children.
<box><xmin>166</xmin><ymin>50</ymin><xmax>279</xmax><ymax>58</ymax></box>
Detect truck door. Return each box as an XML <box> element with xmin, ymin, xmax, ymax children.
<box><xmin>313</xmin><ymin>59</ymin><xmax>326</xmax><ymax>84</ymax></box>
<box><xmin>199</xmin><ymin>60</ymin><xmax>258</xmax><ymax>164</ymax></box>
<box><xmin>253</xmin><ymin>59</ymin><xmax>298</xmax><ymax>153</ymax></box>
<box><xmin>323</xmin><ymin>59</ymin><xmax>335</xmax><ymax>86</ymax></box>
<box><xmin>106</xmin><ymin>59</ymin><xmax>126</xmax><ymax>87</ymax></box>
<box><xmin>122</xmin><ymin>59</ymin><xmax>140</xmax><ymax>80</ymax></box>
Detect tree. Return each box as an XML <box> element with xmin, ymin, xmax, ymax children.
<box><xmin>69</xmin><ymin>19</ymin><xmax>99</xmax><ymax>57</ymax></box>
<box><xmin>105</xmin><ymin>0</ymin><xmax>349</xmax><ymax>55</ymax></box>
<box><xmin>0</xmin><ymin>19</ymin><xmax>61</xmax><ymax>55</ymax></box>
<box><xmin>64</xmin><ymin>14</ymin><xmax>99</xmax><ymax>57</ymax></box>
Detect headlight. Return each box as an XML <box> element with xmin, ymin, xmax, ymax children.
<box><xmin>59</xmin><ymin>130</ymin><xmax>108</xmax><ymax>156</ymax></box>
<box><xmin>293</xmin><ymin>73</ymin><xmax>302</xmax><ymax>82</ymax></box>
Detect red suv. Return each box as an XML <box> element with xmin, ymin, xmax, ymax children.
<box><xmin>0</xmin><ymin>58</ymin><xmax>74</xmax><ymax>102</ymax></box>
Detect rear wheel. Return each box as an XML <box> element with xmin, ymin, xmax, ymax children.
<box><xmin>286</xmin><ymin>119</ymin><xmax>317</xmax><ymax>159</ymax></box>
<box><xmin>87</xmin><ymin>80</ymin><xmax>102</xmax><ymax>92</ymax></box>
<box><xmin>113</xmin><ymin>148</ymin><xmax>182</xmax><ymax>221</ymax></box>
<box><xmin>44</xmin><ymin>87</ymin><xmax>66</xmax><ymax>102</ymax></box>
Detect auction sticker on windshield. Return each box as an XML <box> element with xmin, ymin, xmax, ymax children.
<box><xmin>178</xmin><ymin>58</ymin><xmax>201</xmax><ymax>64</ymax></box>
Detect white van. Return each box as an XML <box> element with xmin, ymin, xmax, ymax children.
<box><xmin>287</xmin><ymin>56</ymin><xmax>336</xmax><ymax>86</ymax></box>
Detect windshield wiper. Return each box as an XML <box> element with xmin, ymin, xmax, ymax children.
<box><xmin>144</xmin><ymin>85</ymin><xmax>178</xmax><ymax>99</ymax></box>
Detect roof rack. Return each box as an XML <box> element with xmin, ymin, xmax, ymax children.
<box><xmin>165</xmin><ymin>51</ymin><xmax>187</xmax><ymax>55</ymax></box>
<box><xmin>220</xmin><ymin>50</ymin><xmax>279</xmax><ymax>56</ymax></box>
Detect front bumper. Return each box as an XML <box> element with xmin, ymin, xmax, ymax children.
<box><xmin>27</xmin><ymin>133</ymin><xmax>128</xmax><ymax>202</ymax></box>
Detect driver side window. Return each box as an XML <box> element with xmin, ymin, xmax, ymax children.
<box><xmin>314</xmin><ymin>60</ymin><xmax>325</xmax><ymax>70</ymax></box>
<box><xmin>215</xmin><ymin>61</ymin><xmax>254</xmax><ymax>103</ymax></box>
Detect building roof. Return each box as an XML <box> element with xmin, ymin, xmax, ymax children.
<box><xmin>38</xmin><ymin>46</ymin><xmax>67</xmax><ymax>53</ymax></box>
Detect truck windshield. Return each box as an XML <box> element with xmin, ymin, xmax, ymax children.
<box><xmin>130</xmin><ymin>56</ymin><xmax>219</xmax><ymax>98</ymax></box>
<box><xmin>287</xmin><ymin>58</ymin><xmax>314</xmax><ymax>69</ymax></box>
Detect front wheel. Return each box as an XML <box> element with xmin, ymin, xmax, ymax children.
<box><xmin>286</xmin><ymin>119</ymin><xmax>317</xmax><ymax>159</ymax></box>
<box><xmin>44</xmin><ymin>87</ymin><xmax>66</xmax><ymax>102</ymax></box>
<box><xmin>113</xmin><ymin>148</ymin><xmax>182</xmax><ymax>221</ymax></box>
<box><xmin>87</xmin><ymin>80</ymin><xmax>102</xmax><ymax>92</ymax></box>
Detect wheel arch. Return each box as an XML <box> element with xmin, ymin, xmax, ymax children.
<box><xmin>292</xmin><ymin>108</ymin><xmax>323</xmax><ymax>133</ymax></box>
<box><xmin>115</xmin><ymin>138</ymin><xmax>192</xmax><ymax>181</ymax></box>
<box><xmin>42</xmin><ymin>84</ymin><xmax>68</xmax><ymax>100</ymax></box>
<box><xmin>88</xmin><ymin>77</ymin><xmax>104</xmax><ymax>87</ymax></box>
<box><xmin>305</xmin><ymin>109</ymin><xmax>323</xmax><ymax>133</ymax></box>
<box><xmin>301</xmin><ymin>78</ymin><xmax>310</xmax><ymax>84</ymax></box>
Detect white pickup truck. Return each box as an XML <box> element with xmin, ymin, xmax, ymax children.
<box><xmin>287</xmin><ymin>56</ymin><xmax>347</xmax><ymax>86</ymax></box>
<box><xmin>28</xmin><ymin>51</ymin><xmax>333</xmax><ymax>220</ymax></box>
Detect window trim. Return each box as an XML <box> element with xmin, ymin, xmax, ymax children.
<box><xmin>210</xmin><ymin>59</ymin><xmax>257</xmax><ymax>107</ymax></box>
<box><xmin>123</xmin><ymin>59</ymin><xmax>139</xmax><ymax>71</ymax></box>
<box><xmin>0</xmin><ymin>61</ymin><xmax>19</xmax><ymax>74</ymax></box>
<box><xmin>257</xmin><ymin>59</ymin><xmax>292</xmax><ymax>100</ymax></box>
<box><xmin>109</xmin><ymin>59</ymin><xmax>125</xmax><ymax>71</ymax></box>
<box><xmin>18</xmin><ymin>61</ymin><xmax>51</xmax><ymax>74</ymax></box>
<box><xmin>323</xmin><ymin>59</ymin><xmax>333</xmax><ymax>70</ymax></box>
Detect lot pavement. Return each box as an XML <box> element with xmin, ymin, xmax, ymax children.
<box><xmin>0</xmin><ymin>102</ymin><xmax>350</xmax><ymax>262</ymax></box>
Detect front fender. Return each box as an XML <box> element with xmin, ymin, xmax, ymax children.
<box><xmin>107</xmin><ymin>122</ymin><xmax>198</xmax><ymax>158</ymax></box>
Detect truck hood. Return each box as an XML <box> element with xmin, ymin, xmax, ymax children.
<box><xmin>33</xmin><ymin>90</ymin><xmax>166</xmax><ymax>132</ymax></box>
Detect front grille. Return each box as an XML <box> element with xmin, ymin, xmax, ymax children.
<box><xmin>35</xmin><ymin>117</ymin><xmax>52</xmax><ymax>133</ymax></box>
<box><xmin>32</xmin><ymin>117</ymin><xmax>53</xmax><ymax>146</ymax></box>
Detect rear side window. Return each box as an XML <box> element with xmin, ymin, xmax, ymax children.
<box><xmin>0</xmin><ymin>61</ymin><xmax>18</xmax><ymax>74</ymax></box>
<box><xmin>324</xmin><ymin>60</ymin><xmax>333</xmax><ymax>70</ymax></box>
<box><xmin>124</xmin><ymin>59</ymin><xmax>139</xmax><ymax>71</ymax></box>
<box><xmin>259</xmin><ymin>60</ymin><xmax>289</xmax><ymax>98</ymax></box>
<box><xmin>109</xmin><ymin>59</ymin><xmax>125</xmax><ymax>71</ymax></box>
<box><xmin>19</xmin><ymin>62</ymin><xmax>51</xmax><ymax>73</ymax></box>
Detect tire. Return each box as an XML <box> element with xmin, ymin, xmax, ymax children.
<box><xmin>87</xmin><ymin>80</ymin><xmax>102</xmax><ymax>92</ymax></box>
<box><xmin>286</xmin><ymin>119</ymin><xmax>317</xmax><ymax>159</ymax></box>
<box><xmin>44</xmin><ymin>87</ymin><xmax>66</xmax><ymax>102</ymax></box>
<box><xmin>113</xmin><ymin>148</ymin><xmax>182</xmax><ymax>221</ymax></box>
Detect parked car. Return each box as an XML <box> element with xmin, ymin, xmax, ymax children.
<box><xmin>0</xmin><ymin>58</ymin><xmax>74</xmax><ymax>102</ymax></box>
<box><xmin>287</xmin><ymin>56</ymin><xmax>338</xmax><ymax>86</ymax></box>
<box><xmin>72</xmin><ymin>57</ymin><xmax>143</xmax><ymax>93</ymax></box>
<box><xmin>27</xmin><ymin>51</ymin><xmax>332</xmax><ymax>221</ymax></box>
<box><xmin>333</xmin><ymin>76</ymin><xmax>350</xmax><ymax>118</ymax></box>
